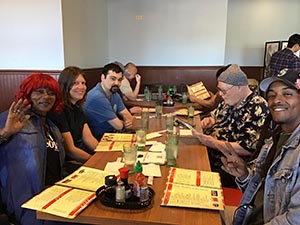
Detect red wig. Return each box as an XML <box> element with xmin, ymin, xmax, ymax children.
<box><xmin>15</xmin><ymin>73</ymin><xmax>63</xmax><ymax>113</ymax></box>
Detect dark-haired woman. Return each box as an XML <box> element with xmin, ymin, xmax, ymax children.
<box><xmin>49</xmin><ymin>67</ymin><xmax>98</xmax><ymax>173</ymax></box>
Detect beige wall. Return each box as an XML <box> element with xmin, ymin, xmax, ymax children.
<box><xmin>62</xmin><ymin>0</ymin><xmax>109</xmax><ymax>68</ymax></box>
<box><xmin>0</xmin><ymin>0</ymin><xmax>299</xmax><ymax>69</ymax></box>
<box><xmin>0</xmin><ymin>0</ymin><xmax>64</xmax><ymax>69</ymax></box>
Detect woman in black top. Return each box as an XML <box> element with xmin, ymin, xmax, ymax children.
<box><xmin>50</xmin><ymin>67</ymin><xmax>98</xmax><ymax>172</ymax></box>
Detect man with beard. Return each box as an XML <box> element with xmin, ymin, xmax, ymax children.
<box><xmin>84</xmin><ymin>63</ymin><xmax>133</xmax><ymax>140</ymax></box>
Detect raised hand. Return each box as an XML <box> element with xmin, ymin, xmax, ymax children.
<box><xmin>220</xmin><ymin>141</ymin><xmax>249</xmax><ymax>180</ymax></box>
<box><xmin>3</xmin><ymin>99</ymin><xmax>31</xmax><ymax>137</ymax></box>
<box><xmin>135</xmin><ymin>74</ymin><xmax>141</xmax><ymax>83</ymax></box>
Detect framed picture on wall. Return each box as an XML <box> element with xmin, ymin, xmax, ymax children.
<box><xmin>280</xmin><ymin>41</ymin><xmax>288</xmax><ymax>50</ymax></box>
<box><xmin>263</xmin><ymin>41</ymin><xmax>280</xmax><ymax>77</ymax></box>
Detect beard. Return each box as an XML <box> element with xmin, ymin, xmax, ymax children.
<box><xmin>110</xmin><ymin>85</ymin><xmax>120</xmax><ymax>93</ymax></box>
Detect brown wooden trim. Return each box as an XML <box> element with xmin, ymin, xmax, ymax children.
<box><xmin>137</xmin><ymin>66</ymin><xmax>263</xmax><ymax>93</ymax></box>
<box><xmin>0</xmin><ymin>66</ymin><xmax>263</xmax><ymax>112</ymax></box>
<box><xmin>82</xmin><ymin>68</ymin><xmax>102</xmax><ymax>91</ymax></box>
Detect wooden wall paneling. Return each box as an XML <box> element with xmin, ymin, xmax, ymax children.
<box><xmin>82</xmin><ymin>68</ymin><xmax>102</xmax><ymax>91</ymax></box>
<box><xmin>137</xmin><ymin>66</ymin><xmax>263</xmax><ymax>93</ymax></box>
<box><xmin>0</xmin><ymin>66</ymin><xmax>263</xmax><ymax>113</ymax></box>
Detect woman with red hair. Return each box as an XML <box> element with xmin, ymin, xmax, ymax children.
<box><xmin>0</xmin><ymin>73</ymin><xmax>67</xmax><ymax>225</ymax></box>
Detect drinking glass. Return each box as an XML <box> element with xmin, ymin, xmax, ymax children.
<box><xmin>141</xmin><ymin>110</ymin><xmax>149</xmax><ymax>131</ymax></box>
<box><xmin>155</xmin><ymin>101</ymin><xmax>163</xmax><ymax>119</ymax></box>
<box><xmin>136</xmin><ymin>128</ymin><xmax>146</xmax><ymax>150</ymax></box>
<box><xmin>123</xmin><ymin>144</ymin><xmax>137</xmax><ymax>170</ymax></box>
<box><xmin>166</xmin><ymin>133</ymin><xmax>179</xmax><ymax>166</ymax></box>
<box><xmin>166</xmin><ymin>113</ymin><xmax>174</xmax><ymax>133</ymax></box>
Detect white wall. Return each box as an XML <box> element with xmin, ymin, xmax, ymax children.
<box><xmin>225</xmin><ymin>0</ymin><xmax>300</xmax><ymax>66</ymax></box>
<box><xmin>62</xmin><ymin>0</ymin><xmax>109</xmax><ymax>68</ymax></box>
<box><xmin>107</xmin><ymin>0</ymin><xmax>228</xmax><ymax>66</ymax></box>
<box><xmin>0</xmin><ymin>0</ymin><xmax>64</xmax><ymax>69</ymax></box>
<box><xmin>1</xmin><ymin>0</ymin><xmax>300</xmax><ymax>69</ymax></box>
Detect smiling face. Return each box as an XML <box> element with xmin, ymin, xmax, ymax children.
<box><xmin>30</xmin><ymin>88</ymin><xmax>56</xmax><ymax>116</ymax></box>
<box><xmin>267</xmin><ymin>81</ymin><xmax>300</xmax><ymax>132</ymax></box>
<box><xmin>69</xmin><ymin>74</ymin><xmax>87</xmax><ymax>104</ymax></box>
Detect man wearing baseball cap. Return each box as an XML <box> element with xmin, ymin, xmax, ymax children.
<box><xmin>260</xmin><ymin>68</ymin><xmax>300</xmax><ymax>91</ymax></box>
<box><xmin>221</xmin><ymin>68</ymin><xmax>300</xmax><ymax>224</ymax></box>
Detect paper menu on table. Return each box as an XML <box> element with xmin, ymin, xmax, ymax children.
<box><xmin>95</xmin><ymin>141</ymin><xmax>133</xmax><ymax>151</ymax></box>
<box><xmin>167</xmin><ymin>167</ymin><xmax>222</xmax><ymax>189</ymax></box>
<box><xmin>161</xmin><ymin>167</ymin><xmax>224</xmax><ymax>210</ymax></box>
<box><xmin>56</xmin><ymin>166</ymin><xmax>110</xmax><ymax>192</ymax></box>
<box><xmin>22</xmin><ymin>185</ymin><xmax>96</xmax><ymax>219</ymax></box>
<box><xmin>22</xmin><ymin>166</ymin><xmax>109</xmax><ymax>219</ymax></box>
<box><xmin>100</xmin><ymin>133</ymin><xmax>136</xmax><ymax>142</ymax></box>
<box><xmin>161</xmin><ymin>183</ymin><xmax>224</xmax><ymax>210</ymax></box>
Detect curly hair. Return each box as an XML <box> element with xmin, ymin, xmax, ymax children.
<box><xmin>15</xmin><ymin>73</ymin><xmax>63</xmax><ymax>113</ymax></box>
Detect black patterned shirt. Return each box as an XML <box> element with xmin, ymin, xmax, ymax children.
<box><xmin>205</xmin><ymin>91</ymin><xmax>269</xmax><ymax>169</ymax></box>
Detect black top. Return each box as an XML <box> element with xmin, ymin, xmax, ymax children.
<box><xmin>45</xmin><ymin>129</ymin><xmax>61</xmax><ymax>185</ymax></box>
<box><xmin>49</xmin><ymin>104</ymin><xmax>93</xmax><ymax>156</ymax></box>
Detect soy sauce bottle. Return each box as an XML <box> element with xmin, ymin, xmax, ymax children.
<box><xmin>119</xmin><ymin>167</ymin><xmax>132</xmax><ymax>200</ymax></box>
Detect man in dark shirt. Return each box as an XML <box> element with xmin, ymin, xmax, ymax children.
<box><xmin>269</xmin><ymin>33</ymin><xmax>300</xmax><ymax>76</ymax></box>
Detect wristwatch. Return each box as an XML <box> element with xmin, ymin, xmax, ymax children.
<box><xmin>0</xmin><ymin>134</ymin><xmax>8</xmax><ymax>145</ymax></box>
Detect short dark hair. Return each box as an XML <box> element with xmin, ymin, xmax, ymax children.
<box><xmin>102</xmin><ymin>63</ymin><xmax>123</xmax><ymax>78</ymax></box>
<box><xmin>287</xmin><ymin>33</ymin><xmax>300</xmax><ymax>48</ymax></box>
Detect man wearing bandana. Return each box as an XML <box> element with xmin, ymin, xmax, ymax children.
<box><xmin>84</xmin><ymin>63</ymin><xmax>133</xmax><ymax>140</ymax></box>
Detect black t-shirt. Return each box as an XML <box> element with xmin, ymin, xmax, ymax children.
<box><xmin>49</xmin><ymin>104</ymin><xmax>92</xmax><ymax>155</ymax></box>
<box><xmin>45</xmin><ymin>129</ymin><xmax>61</xmax><ymax>185</ymax></box>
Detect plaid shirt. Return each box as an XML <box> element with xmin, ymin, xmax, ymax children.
<box><xmin>269</xmin><ymin>48</ymin><xmax>300</xmax><ymax>76</ymax></box>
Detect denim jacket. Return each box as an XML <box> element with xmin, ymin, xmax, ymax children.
<box><xmin>233</xmin><ymin>124</ymin><xmax>300</xmax><ymax>225</ymax></box>
<box><xmin>0</xmin><ymin>110</ymin><xmax>65</xmax><ymax>225</ymax></box>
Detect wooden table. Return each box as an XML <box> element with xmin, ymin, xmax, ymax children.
<box><xmin>125</xmin><ymin>99</ymin><xmax>202</xmax><ymax>113</ymax></box>
<box><xmin>37</xmin><ymin>116</ymin><xmax>221</xmax><ymax>225</ymax></box>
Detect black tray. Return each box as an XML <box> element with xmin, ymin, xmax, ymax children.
<box><xmin>96</xmin><ymin>185</ymin><xmax>155</xmax><ymax>209</ymax></box>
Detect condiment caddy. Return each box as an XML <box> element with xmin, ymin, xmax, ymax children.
<box><xmin>96</xmin><ymin>164</ymin><xmax>154</xmax><ymax>209</ymax></box>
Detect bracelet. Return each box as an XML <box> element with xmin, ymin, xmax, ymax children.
<box><xmin>0</xmin><ymin>134</ymin><xmax>8</xmax><ymax>145</ymax></box>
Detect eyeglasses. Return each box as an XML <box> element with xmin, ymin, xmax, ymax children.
<box><xmin>217</xmin><ymin>85</ymin><xmax>234</xmax><ymax>95</ymax></box>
